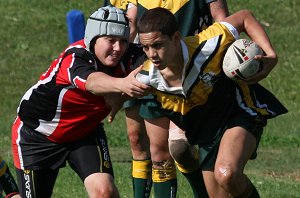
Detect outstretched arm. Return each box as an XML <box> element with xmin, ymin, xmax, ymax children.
<box><xmin>85</xmin><ymin>66</ymin><xmax>150</xmax><ymax>97</ymax></box>
<box><xmin>223</xmin><ymin>10</ymin><xmax>278</xmax><ymax>83</ymax></box>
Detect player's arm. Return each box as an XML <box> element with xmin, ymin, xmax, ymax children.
<box><xmin>209</xmin><ymin>0</ymin><xmax>229</xmax><ymax>22</ymax></box>
<box><xmin>222</xmin><ymin>10</ymin><xmax>278</xmax><ymax>83</ymax></box>
<box><xmin>85</xmin><ymin>66</ymin><xmax>150</xmax><ymax>97</ymax></box>
<box><xmin>126</xmin><ymin>2</ymin><xmax>138</xmax><ymax>42</ymax></box>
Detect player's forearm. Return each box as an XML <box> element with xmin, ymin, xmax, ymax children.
<box><xmin>243</xmin><ymin>10</ymin><xmax>277</xmax><ymax>58</ymax></box>
<box><xmin>86</xmin><ymin>69</ymin><xmax>150</xmax><ymax>97</ymax></box>
<box><xmin>85</xmin><ymin>72</ymin><xmax>125</xmax><ymax>95</ymax></box>
<box><xmin>225</xmin><ymin>10</ymin><xmax>277</xmax><ymax>58</ymax></box>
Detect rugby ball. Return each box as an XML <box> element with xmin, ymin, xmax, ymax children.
<box><xmin>222</xmin><ymin>39</ymin><xmax>263</xmax><ymax>80</ymax></box>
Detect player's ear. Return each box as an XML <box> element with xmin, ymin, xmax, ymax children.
<box><xmin>173</xmin><ymin>31</ymin><xmax>181</xmax><ymax>45</ymax></box>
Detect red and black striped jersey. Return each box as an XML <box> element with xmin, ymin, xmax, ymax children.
<box><xmin>15</xmin><ymin>40</ymin><xmax>143</xmax><ymax>143</ymax></box>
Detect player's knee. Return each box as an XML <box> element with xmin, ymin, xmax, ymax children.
<box><xmin>152</xmin><ymin>159</ymin><xmax>176</xmax><ymax>183</ymax></box>
<box><xmin>214</xmin><ymin>164</ymin><xmax>237</xmax><ymax>189</ymax></box>
<box><xmin>169</xmin><ymin>139</ymin><xmax>200</xmax><ymax>168</ymax></box>
<box><xmin>84</xmin><ymin>174</ymin><xmax>119</xmax><ymax>198</ymax></box>
<box><xmin>87</xmin><ymin>183</ymin><xmax>119</xmax><ymax>198</ymax></box>
<box><xmin>127</xmin><ymin>130</ymin><xmax>141</xmax><ymax>146</ymax></box>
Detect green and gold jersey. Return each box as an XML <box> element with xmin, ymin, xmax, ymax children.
<box><xmin>128</xmin><ymin>0</ymin><xmax>214</xmax><ymax>36</ymax></box>
<box><xmin>103</xmin><ymin>0</ymin><xmax>129</xmax><ymax>10</ymax></box>
<box><xmin>137</xmin><ymin>22</ymin><xmax>287</xmax><ymax>144</ymax></box>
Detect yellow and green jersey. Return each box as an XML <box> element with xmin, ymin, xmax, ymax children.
<box><xmin>127</xmin><ymin>0</ymin><xmax>215</xmax><ymax>36</ymax></box>
<box><xmin>137</xmin><ymin>22</ymin><xmax>287</xmax><ymax>144</ymax></box>
<box><xmin>103</xmin><ymin>0</ymin><xmax>129</xmax><ymax>10</ymax></box>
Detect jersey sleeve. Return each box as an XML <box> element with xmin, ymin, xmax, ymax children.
<box><xmin>56</xmin><ymin>49</ymin><xmax>96</xmax><ymax>91</ymax></box>
<box><xmin>135</xmin><ymin>60</ymin><xmax>151</xmax><ymax>85</ymax></box>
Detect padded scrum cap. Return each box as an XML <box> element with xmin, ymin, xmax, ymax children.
<box><xmin>84</xmin><ymin>6</ymin><xmax>130</xmax><ymax>50</ymax></box>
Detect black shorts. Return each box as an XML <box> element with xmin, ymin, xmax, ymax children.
<box><xmin>15</xmin><ymin>123</ymin><xmax>113</xmax><ymax>198</ymax></box>
<box><xmin>198</xmin><ymin>109</ymin><xmax>267</xmax><ymax>170</ymax></box>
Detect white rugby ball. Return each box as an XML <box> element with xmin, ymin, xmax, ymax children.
<box><xmin>222</xmin><ymin>39</ymin><xmax>263</xmax><ymax>80</ymax></box>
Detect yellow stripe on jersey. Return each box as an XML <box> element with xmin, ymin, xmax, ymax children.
<box><xmin>237</xmin><ymin>83</ymin><xmax>271</xmax><ymax>116</ymax></box>
<box><xmin>132</xmin><ymin>0</ymin><xmax>190</xmax><ymax>14</ymax></box>
<box><xmin>108</xmin><ymin>0</ymin><xmax>129</xmax><ymax>10</ymax></box>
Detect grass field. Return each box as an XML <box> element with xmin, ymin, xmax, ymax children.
<box><xmin>0</xmin><ymin>0</ymin><xmax>299</xmax><ymax>197</ymax></box>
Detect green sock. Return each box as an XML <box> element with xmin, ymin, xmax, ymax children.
<box><xmin>235</xmin><ymin>178</ymin><xmax>260</xmax><ymax>198</ymax></box>
<box><xmin>132</xmin><ymin>160</ymin><xmax>152</xmax><ymax>198</ymax></box>
<box><xmin>0</xmin><ymin>163</ymin><xmax>19</xmax><ymax>195</ymax></box>
<box><xmin>182</xmin><ymin>170</ymin><xmax>208</xmax><ymax>198</ymax></box>
<box><xmin>153</xmin><ymin>178</ymin><xmax>177</xmax><ymax>198</ymax></box>
<box><xmin>132</xmin><ymin>177</ymin><xmax>152</xmax><ymax>198</ymax></box>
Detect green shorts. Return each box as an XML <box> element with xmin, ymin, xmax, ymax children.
<box><xmin>125</xmin><ymin>95</ymin><xmax>166</xmax><ymax>118</ymax></box>
<box><xmin>138</xmin><ymin>95</ymin><xmax>166</xmax><ymax>119</ymax></box>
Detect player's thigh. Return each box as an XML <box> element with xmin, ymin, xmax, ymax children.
<box><xmin>144</xmin><ymin>116</ymin><xmax>170</xmax><ymax>161</ymax></box>
<box><xmin>124</xmin><ymin>105</ymin><xmax>150</xmax><ymax>156</ymax></box>
<box><xmin>216</xmin><ymin>126</ymin><xmax>257</xmax><ymax>171</ymax></box>
<box><xmin>68</xmin><ymin>125</ymin><xmax>114</xmax><ymax>181</ymax></box>
<box><xmin>125</xmin><ymin>105</ymin><xmax>146</xmax><ymax>133</ymax></box>
<box><xmin>16</xmin><ymin>168</ymin><xmax>59</xmax><ymax>198</ymax></box>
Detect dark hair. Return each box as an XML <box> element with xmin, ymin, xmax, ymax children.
<box><xmin>137</xmin><ymin>7</ymin><xmax>178</xmax><ymax>38</ymax></box>
<box><xmin>89</xmin><ymin>35</ymin><xmax>100</xmax><ymax>54</ymax></box>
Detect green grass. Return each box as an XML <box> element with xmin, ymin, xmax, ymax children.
<box><xmin>0</xmin><ymin>0</ymin><xmax>299</xmax><ymax>197</ymax></box>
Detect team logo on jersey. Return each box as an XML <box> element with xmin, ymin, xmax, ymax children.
<box><xmin>199</xmin><ymin>72</ymin><xmax>218</xmax><ymax>87</ymax></box>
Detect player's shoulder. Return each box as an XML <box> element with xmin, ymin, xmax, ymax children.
<box><xmin>120</xmin><ymin>43</ymin><xmax>147</xmax><ymax>72</ymax></box>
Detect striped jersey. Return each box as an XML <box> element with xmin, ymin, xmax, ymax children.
<box><xmin>104</xmin><ymin>0</ymin><xmax>215</xmax><ymax>36</ymax></box>
<box><xmin>127</xmin><ymin>0</ymin><xmax>215</xmax><ymax>36</ymax></box>
<box><xmin>136</xmin><ymin>22</ymin><xmax>287</xmax><ymax>143</ymax></box>
<box><xmin>13</xmin><ymin>40</ymin><xmax>140</xmax><ymax>143</ymax></box>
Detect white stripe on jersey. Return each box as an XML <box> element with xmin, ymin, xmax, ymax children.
<box><xmin>182</xmin><ymin>35</ymin><xmax>221</xmax><ymax>96</ymax></box>
<box><xmin>16</xmin><ymin>121</ymin><xmax>24</xmax><ymax>169</ymax></box>
<box><xmin>35</xmin><ymin>85</ymin><xmax>75</xmax><ymax>136</ymax></box>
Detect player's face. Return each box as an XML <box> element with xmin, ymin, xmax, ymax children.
<box><xmin>94</xmin><ymin>36</ymin><xmax>128</xmax><ymax>67</ymax></box>
<box><xmin>139</xmin><ymin>31</ymin><xmax>178</xmax><ymax>70</ymax></box>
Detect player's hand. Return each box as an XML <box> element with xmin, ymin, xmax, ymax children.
<box><xmin>103</xmin><ymin>93</ymin><xmax>125</xmax><ymax>123</ymax></box>
<box><xmin>120</xmin><ymin>66</ymin><xmax>151</xmax><ymax>97</ymax></box>
<box><xmin>244</xmin><ymin>53</ymin><xmax>278</xmax><ymax>84</ymax></box>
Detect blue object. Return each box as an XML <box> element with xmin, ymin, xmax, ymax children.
<box><xmin>66</xmin><ymin>10</ymin><xmax>85</xmax><ymax>44</ymax></box>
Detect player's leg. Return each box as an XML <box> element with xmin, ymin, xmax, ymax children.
<box><xmin>202</xmin><ymin>122</ymin><xmax>263</xmax><ymax>198</ymax></box>
<box><xmin>125</xmin><ymin>104</ymin><xmax>152</xmax><ymax>198</ymax></box>
<box><xmin>168</xmin><ymin>124</ymin><xmax>209</xmax><ymax>198</ymax></box>
<box><xmin>0</xmin><ymin>157</ymin><xmax>19</xmax><ymax>198</ymax></box>
<box><xmin>68</xmin><ymin>124</ymin><xmax>119</xmax><ymax>198</ymax></box>
<box><xmin>12</xmin><ymin>118</ymin><xmax>67</xmax><ymax>198</ymax></box>
<box><xmin>213</xmin><ymin>126</ymin><xmax>260</xmax><ymax>197</ymax></box>
<box><xmin>16</xmin><ymin>168</ymin><xmax>59</xmax><ymax>198</ymax></box>
<box><xmin>145</xmin><ymin>117</ymin><xmax>177</xmax><ymax>198</ymax></box>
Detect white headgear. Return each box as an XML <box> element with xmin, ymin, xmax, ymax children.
<box><xmin>84</xmin><ymin>6</ymin><xmax>130</xmax><ymax>50</ymax></box>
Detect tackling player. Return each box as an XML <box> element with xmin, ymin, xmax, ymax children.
<box><xmin>11</xmin><ymin>6</ymin><xmax>149</xmax><ymax>198</ymax></box>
